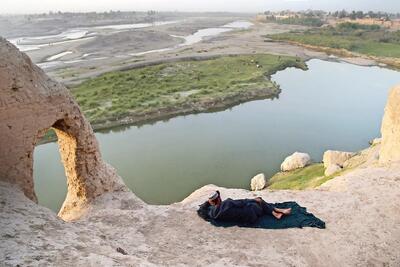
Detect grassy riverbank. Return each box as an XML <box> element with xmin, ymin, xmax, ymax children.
<box><xmin>267</xmin><ymin>164</ymin><xmax>325</xmax><ymax>190</ymax></box>
<box><xmin>267</xmin><ymin>22</ymin><xmax>400</xmax><ymax>67</ymax></box>
<box><xmin>71</xmin><ymin>54</ymin><xmax>306</xmax><ymax>128</ymax></box>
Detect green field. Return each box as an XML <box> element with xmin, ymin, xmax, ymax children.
<box><xmin>270</xmin><ymin>17</ymin><xmax>324</xmax><ymax>27</ymax></box>
<box><xmin>268</xmin><ymin>22</ymin><xmax>400</xmax><ymax>58</ymax></box>
<box><xmin>267</xmin><ymin>164</ymin><xmax>332</xmax><ymax>190</ymax></box>
<box><xmin>71</xmin><ymin>54</ymin><xmax>306</xmax><ymax>126</ymax></box>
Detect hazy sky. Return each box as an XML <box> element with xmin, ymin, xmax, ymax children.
<box><xmin>2</xmin><ymin>0</ymin><xmax>400</xmax><ymax>14</ymax></box>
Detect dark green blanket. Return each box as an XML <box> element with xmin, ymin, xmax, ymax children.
<box><xmin>209</xmin><ymin>201</ymin><xmax>325</xmax><ymax>229</ymax></box>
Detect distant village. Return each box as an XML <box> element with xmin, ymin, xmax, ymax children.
<box><xmin>256</xmin><ymin>10</ymin><xmax>400</xmax><ymax>30</ymax></box>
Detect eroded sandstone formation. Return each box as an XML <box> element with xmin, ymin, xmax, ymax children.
<box><xmin>380</xmin><ymin>85</ymin><xmax>400</xmax><ymax>164</ymax></box>
<box><xmin>0</xmin><ymin>38</ymin><xmax>127</xmax><ymax>220</ymax></box>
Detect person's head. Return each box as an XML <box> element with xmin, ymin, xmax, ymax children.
<box><xmin>208</xmin><ymin>190</ymin><xmax>221</xmax><ymax>206</ymax></box>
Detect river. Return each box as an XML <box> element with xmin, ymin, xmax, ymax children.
<box><xmin>33</xmin><ymin>59</ymin><xmax>400</xmax><ymax>211</ymax></box>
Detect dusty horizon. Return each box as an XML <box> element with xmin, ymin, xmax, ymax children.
<box><xmin>1</xmin><ymin>0</ymin><xmax>400</xmax><ymax>15</ymax></box>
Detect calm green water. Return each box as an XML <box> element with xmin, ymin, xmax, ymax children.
<box><xmin>33</xmin><ymin>59</ymin><xmax>400</xmax><ymax>211</ymax></box>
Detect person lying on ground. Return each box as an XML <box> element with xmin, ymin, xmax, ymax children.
<box><xmin>197</xmin><ymin>190</ymin><xmax>291</xmax><ymax>225</ymax></box>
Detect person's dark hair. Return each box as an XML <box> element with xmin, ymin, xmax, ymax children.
<box><xmin>197</xmin><ymin>201</ymin><xmax>211</xmax><ymax>221</ymax></box>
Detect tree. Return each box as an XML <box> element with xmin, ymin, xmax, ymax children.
<box><xmin>350</xmin><ymin>11</ymin><xmax>357</xmax><ymax>20</ymax></box>
<box><xmin>367</xmin><ymin>11</ymin><xmax>375</xmax><ymax>18</ymax></box>
<box><xmin>356</xmin><ymin>11</ymin><xmax>364</xmax><ymax>19</ymax></box>
<box><xmin>147</xmin><ymin>10</ymin><xmax>156</xmax><ymax>24</ymax></box>
<box><xmin>338</xmin><ymin>10</ymin><xmax>347</xmax><ymax>19</ymax></box>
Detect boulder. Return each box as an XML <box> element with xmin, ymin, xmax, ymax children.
<box><xmin>250</xmin><ymin>173</ymin><xmax>266</xmax><ymax>191</ymax></box>
<box><xmin>280</xmin><ymin>152</ymin><xmax>312</xmax><ymax>172</ymax></box>
<box><xmin>380</xmin><ymin>85</ymin><xmax>400</xmax><ymax>164</ymax></box>
<box><xmin>323</xmin><ymin>150</ymin><xmax>354</xmax><ymax>168</ymax></box>
<box><xmin>324</xmin><ymin>164</ymin><xmax>342</xmax><ymax>176</ymax></box>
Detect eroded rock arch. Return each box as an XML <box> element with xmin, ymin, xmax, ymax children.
<box><xmin>0</xmin><ymin>38</ymin><xmax>127</xmax><ymax>221</ymax></box>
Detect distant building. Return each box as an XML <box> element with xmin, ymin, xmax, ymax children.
<box><xmin>256</xmin><ymin>11</ymin><xmax>301</xmax><ymax>23</ymax></box>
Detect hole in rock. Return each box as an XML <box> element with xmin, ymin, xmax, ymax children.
<box><xmin>33</xmin><ymin>128</ymin><xmax>67</xmax><ymax>213</ymax></box>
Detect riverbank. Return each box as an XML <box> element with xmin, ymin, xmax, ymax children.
<box><xmin>39</xmin><ymin>54</ymin><xmax>306</xmax><ymax>144</ymax></box>
<box><xmin>268</xmin><ymin>40</ymin><xmax>400</xmax><ymax>69</ymax></box>
<box><xmin>32</xmin><ymin>18</ymin><xmax>400</xmax><ymax>143</ymax></box>
<box><xmin>267</xmin><ymin>22</ymin><xmax>400</xmax><ymax>69</ymax></box>
<box><xmin>16</xmin><ymin>19</ymin><xmax>315</xmax><ymax>86</ymax></box>
<box><xmin>76</xmin><ymin>54</ymin><xmax>306</xmax><ymax>126</ymax></box>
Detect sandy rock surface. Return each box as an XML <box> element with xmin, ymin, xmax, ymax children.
<box><xmin>380</xmin><ymin>85</ymin><xmax>400</xmax><ymax>164</ymax></box>
<box><xmin>1</xmin><ymin>158</ymin><xmax>400</xmax><ymax>266</ymax></box>
<box><xmin>280</xmin><ymin>152</ymin><xmax>311</xmax><ymax>172</ymax></box>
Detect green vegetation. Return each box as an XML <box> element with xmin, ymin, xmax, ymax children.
<box><xmin>38</xmin><ymin>128</ymin><xmax>57</xmax><ymax>144</ymax></box>
<box><xmin>267</xmin><ymin>164</ymin><xmax>332</xmax><ymax>190</ymax></box>
<box><xmin>268</xmin><ymin>22</ymin><xmax>400</xmax><ymax>58</ymax></box>
<box><xmin>337</xmin><ymin>22</ymin><xmax>381</xmax><ymax>31</ymax></box>
<box><xmin>72</xmin><ymin>54</ymin><xmax>306</xmax><ymax>125</ymax></box>
<box><xmin>272</xmin><ymin>17</ymin><xmax>324</xmax><ymax>27</ymax></box>
<box><xmin>57</xmin><ymin>68</ymin><xmax>80</xmax><ymax>78</ymax></box>
<box><xmin>330</xmin><ymin>10</ymin><xmax>393</xmax><ymax>20</ymax></box>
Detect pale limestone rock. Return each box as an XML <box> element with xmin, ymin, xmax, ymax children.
<box><xmin>323</xmin><ymin>150</ymin><xmax>354</xmax><ymax>168</ymax></box>
<box><xmin>280</xmin><ymin>152</ymin><xmax>311</xmax><ymax>172</ymax></box>
<box><xmin>343</xmin><ymin>145</ymin><xmax>380</xmax><ymax>169</ymax></box>
<box><xmin>0</xmin><ymin>38</ymin><xmax>127</xmax><ymax>221</ymax></box>
<box><xmin>250</xmin><ymin>173</ymin><xmax>266</xmax><ymax>191</ymax></box>
<box><xmin>324</xmin><ymin>164</ymin><xmax>342</xmax><ymax>176</ymax></box>
<box><xmin>380</xmin><ymin>85</ymin><xmax>400</xmax><ymax>164</ymax></box>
